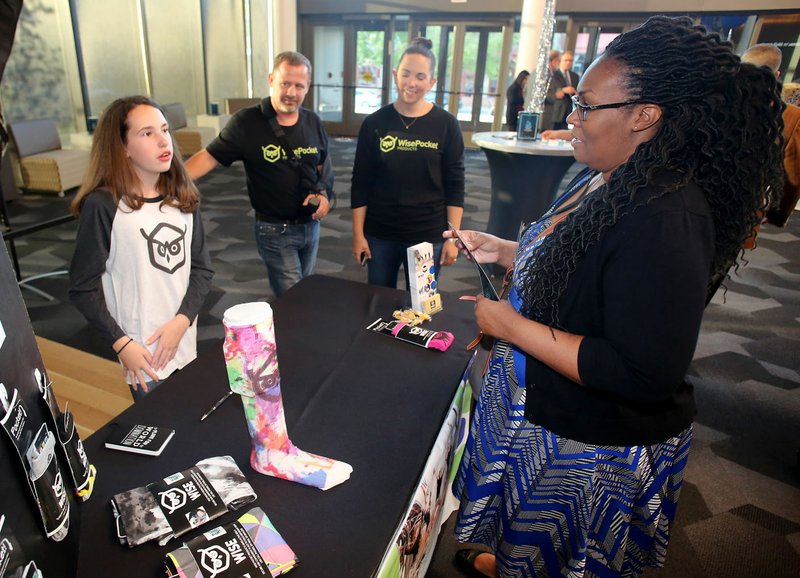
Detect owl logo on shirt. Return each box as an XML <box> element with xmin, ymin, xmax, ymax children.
<box><xmin>262</xmin><ymin>144</ymin><xmax>283</xmax><ymax>163</ymax></box>
<box><xmin>380</xmin><ymin>135</ymin><xmax>398</xmax><ymax>153</ymax></box>
<box><xmin>140</xmin><ymin>222</ymin><xmax>187</xmax><ymax>274</ymax></box>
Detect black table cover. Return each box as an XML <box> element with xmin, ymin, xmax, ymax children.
<box><xmin>77</xmin><ymin>275</ymin><xmax>478</xmax><ymax>577</ymax></box>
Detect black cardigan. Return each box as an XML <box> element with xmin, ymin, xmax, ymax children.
<box><xmin>524</xmin><ymin>171</ymin><xmax>715</xmax><ymax>446</ymax></box>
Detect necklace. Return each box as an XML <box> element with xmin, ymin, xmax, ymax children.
<box><xmin>396</xmin><ymin>108</ymin><xmax>421</xmax><ymax>130</ymax></box>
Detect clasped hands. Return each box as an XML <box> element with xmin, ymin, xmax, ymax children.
<box><xmin>113</xmin><ymin>314</ymin><xmax>191</xmax><ymax>394</ymax></box>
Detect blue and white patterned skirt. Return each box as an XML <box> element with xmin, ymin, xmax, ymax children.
<box><xmin>453</xmin><ymin>338</ymin><xmax>692</xmax><ymax>578</ymax></box>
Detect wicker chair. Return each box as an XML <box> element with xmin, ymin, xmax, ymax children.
<box><xmin>9</xmin><ymin>118</ymin><xmax>89</xmax><ymax>196</ymax></box>
<box><xmin>162</xmin><ymin>103</ymin><xmax>216</xmax><ymax>157</ymax></box>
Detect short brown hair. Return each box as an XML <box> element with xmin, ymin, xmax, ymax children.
<box><xmin>274</xmin><ymin>51</ymin><xmax>312</xmax><ymax>77</ymax></box>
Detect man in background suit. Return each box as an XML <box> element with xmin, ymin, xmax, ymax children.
<box><xmin>742</xmin><ymin>44</ymin><xmax>800</xmax><ymax>228</ymax></box>
<box><xmin>541</xmin><ymin>51</ymin><xmax>565</xmax><ymax>131</ymax></box>
<box><xmin>555</xmin><ymin>51</ymin><xmax>580</xmax><ymax>129</ymax></box>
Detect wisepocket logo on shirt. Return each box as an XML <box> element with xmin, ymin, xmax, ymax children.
<box><xmin>262</xmin><ymin>144</ymin><xmax>282</xmax><ymax>163</ymax></box>
<box><xmin>262</xmin><ymin>144</ymin><xmax>319</xmax><ymax>163</ymax></box>
<box><xmin>380</xmin><ymin>135</ymin><xmax>438</xmax><ymax>153</ymax></box>
<box><xmin>380</xmin><ymin>136</ymin><xmax>398</xmax><ymax>152</ymax></box>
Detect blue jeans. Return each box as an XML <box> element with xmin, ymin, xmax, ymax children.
<box><xmin>255</xmin><ymin>219</ymin><xmax>320</xmax><ymax>296</ymax></box>
<box><xmin>129</xmin><ymin>379</ymin><xmax>161</xmax><ymax>401</ymax></box>
<box><xmin>366</xmin><ymin>236</ymin><xmax>443</xmax><ymax>290</ymax></box>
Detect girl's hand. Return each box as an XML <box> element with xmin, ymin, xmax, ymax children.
<box><xmin>146</xmin><ymin>314</ymin><xmax>191</xmax><ymax>370</ymax></box>
<box><xmin>117</xmin><ymin>340</ymin><xmax>158</xmax><ymax>393</ymax></box>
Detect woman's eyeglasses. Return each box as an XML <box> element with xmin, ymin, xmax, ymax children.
<box><xmin>570</xmin><ymin>95</ymin><xmax>642</xmax><ymax>121</ymax></box>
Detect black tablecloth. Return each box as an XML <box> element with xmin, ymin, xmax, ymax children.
<box><xmin>77</xmin><ymin>275</ymin><xmax>477</xmax><ymax>577</ymax></box>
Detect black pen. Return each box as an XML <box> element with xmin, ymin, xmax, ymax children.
<box><xmin>200</xmin><ymin>391</ymin><xmax>234</xmax><ymax>421</ymax></box>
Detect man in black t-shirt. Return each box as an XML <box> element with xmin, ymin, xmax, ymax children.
<box><xmin>186</xmin><ymin>51</ymin><xmax>334</xmax><ymax>296</ymax></box>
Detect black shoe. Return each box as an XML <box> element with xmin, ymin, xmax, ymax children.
<box><xmin>455</xmin><ymin>548</ymin><xmax>494</xmax><ymax>578</ymax></box>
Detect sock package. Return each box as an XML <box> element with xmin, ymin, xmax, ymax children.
<box><xmin>165</xmin><ymin>506</ymin><xmax>297</xmax><ymax>577</ymax></box>
<box><xmin>35</xmin><ymin>368</ymin><xmax>96</xmax><ymax>501</ymax></box>
<box><xmin>0</xmin><ymin>384</ymin><xmax>70</xmax><ymax>542</ymax></box>
<box><xmin>366</xmin><ymin>319</ymin><xmax>454</xmax><ymax>352</ymax></box>
<box><xmin>111</xmin><ymin>455</ymin><xmax>256</xmax><ymax>547</ymax></box>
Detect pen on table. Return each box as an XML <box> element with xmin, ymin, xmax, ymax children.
<box><xmin>200</xmin><ymin>390</ymin><xmax>234</xmax><ymax>421</ymax></box>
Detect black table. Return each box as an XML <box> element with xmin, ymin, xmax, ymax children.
<box><xmin>473</xmin><ymin>131</ymin><xmax>575</xmax><ymax>246</ymax></box>
<box><xmin>77</xmin><ymin>275</ymin><xmax>477</xmax><ymax>577</ymax></box>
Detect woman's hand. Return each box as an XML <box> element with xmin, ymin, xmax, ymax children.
<box><xmin>440</xmin><ymin>239</ymin><xmax>459</xmax><ymax>266</ymax></box>
<box><xmin>461</xmin><ymin>294</ymin><xmax>584</xmax><ymax>384</ymax></box>
<box><xmin>472</xmin><ymin>294</ymin><xmax>519</xmax><ymax>341</ymax></box>
<box><xmin>114</xmin><ymin>338</ymin><xmax>158</xmax><ymax>394</ymax></box>
<box><xmin>443</xmin><ymin>229</ymin><xmax>517</xmax><ymax>269</ymax></box>
<box><xmin>146</xmin><ymin>314</ymin><xmax>190</xmax><ymax>371</ymax></box>
<box><xmin>352</xmin><ymin>235</ymin><xmax>371</xmax><ymax>265</ymax></box>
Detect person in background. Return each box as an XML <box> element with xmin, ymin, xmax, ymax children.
<box><xmin>185</xmin><ymin>51</ymin><xmax>333</xmax><ymax>297</ymax></box>
<box><xmin>69</xmin><ymin>96</ymin><xmax>213</xmax><ymax>400</ymax></box>
<box><xmin>506</xmin><ymin>70</ymin><xmax>529</xmax><ymax>131</ymax></box>
<box><xmin>783</xmin><ymin>82</ymin><xmax>800</xmax><ymax>106</ymax></box>
<box><xmin>554</xmin><ymin>51</ymin><xmax>580</xmax><ymax>129</ymax></box>
<box><xmin>540</xmin><ymin>50</ymin><xmax>575</xmax><ymax>132</ymax></box>
<box><xmin>741</xmin><ymin>43</ymin><xmax>799</xmax><ymax>228</ymax></box>
<box><xmin>351</xmin><ymin>37</ymin><xmax>465</xmax><ymax>289</ymax></box>
<box><xmin>540</xmin><ymin>128</ymin><xmax>572</xmax><ymax>141</ymax></box>
<box><xmin>447</xmin><ymin>16</ymin><xmax>782</xmax><ymax>578</ymax></box>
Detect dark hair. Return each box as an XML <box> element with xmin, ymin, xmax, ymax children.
<box><xmin>71</xmin><ymin>95</ymin><xmax>199</xmax><ymax>216</ymax></box>
<box><xmin>513</xmin><ymin>70</ymin><xmax>530</xmax><ymax>86</ymax></box>
<box><xmin>400</xmin><ymin>37</ymin><xmax>436</xmax><ymax>76</ymax></box>
<box><xmin>519</xmin><ymin>15</ymin><xmax>784</xmax><ymax>324</ymax></box>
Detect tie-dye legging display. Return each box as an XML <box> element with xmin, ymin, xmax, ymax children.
<box><xmin>223</xmin><ymin>303</ymin><xmax>352</xmax><ymax>491</ymax></box>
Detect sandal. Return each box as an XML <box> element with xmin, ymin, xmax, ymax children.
<box><xmin>455</xmin><ymin>548</ymin><xmax>495</xmax><ymax>578</ymax></box>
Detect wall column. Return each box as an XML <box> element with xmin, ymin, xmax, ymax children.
<box><xmin>270</xmin><ymin>0</ymin><xmax>298</xmax><ymax>61</ymax></box>
<box><xmin>515</xmin><ymin>0</ymin><xmax>546</xmax><ymax>77</ymax></box>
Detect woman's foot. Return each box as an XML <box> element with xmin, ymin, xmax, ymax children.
<box><xmin>455</xmin><ymin>548</ymin><xmax>498</xmax><ymax>578</ymax></box>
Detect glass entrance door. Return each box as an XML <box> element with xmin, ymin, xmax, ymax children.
<box><xmin>302</xmin><ymin>15</ymin><xmax>514</xmax><ymax>136</ymax></box>
<box><xmin>414</xmin><ymin>19</ymin><xmax>514</xmax><ymax>133</ymax></box>
<box><xmin>305</xmin><ymin>19</ymin><xmax>392</xmax><ymax>135</ymax></box>
<box><xmin>568</xmin><ymin>21</ymin><xmax>629</xmax><ymax>74</ymax></box>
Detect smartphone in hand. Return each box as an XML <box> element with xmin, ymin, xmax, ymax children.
<box><xmin>447</xmin><ymin>222</ymin><xmax>499</xmax><ymax>301</ymax></box>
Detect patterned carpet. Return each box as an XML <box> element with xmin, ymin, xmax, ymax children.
<box><xmin>3</xmin><ymin>136</ymin><xmax>799</xmax><ymax>577</ymax></box>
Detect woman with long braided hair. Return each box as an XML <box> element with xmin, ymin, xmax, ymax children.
<box><xmin>447</xmin><ymin>16</ymin><xmax>784</xmax><ymax>578</ymax></box>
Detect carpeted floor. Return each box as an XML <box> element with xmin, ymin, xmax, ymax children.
<box><xmin>4</xmin><ymin>136</ymin><xmax>799</xmax><ymax>577</ymax></box>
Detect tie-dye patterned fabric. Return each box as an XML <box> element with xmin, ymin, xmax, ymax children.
<box><xmin>223</xmin><ymin>303</ymin><xmax>352</xmax><ymax>491</ymax></box>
